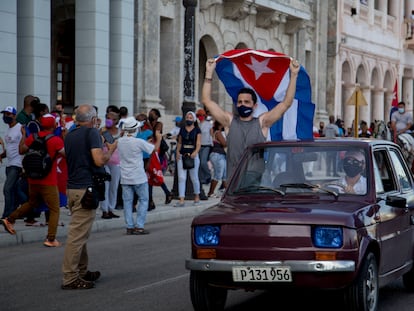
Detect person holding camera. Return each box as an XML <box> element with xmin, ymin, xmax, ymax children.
<box><xmin>61</xmin><ymin>104</ymin><xmax>117</xmax><ymax>290</ymax></box>
<box><xmin>174</xmin><ymin>111</ymin><xmax>201</xmax><ymax>207</ymax></box>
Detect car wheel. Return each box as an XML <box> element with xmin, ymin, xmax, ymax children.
<box><xmin>344</xmin><ymin>253</ymin><xmax>378</xmax><ymax>311</ymax></box>
<box><xmin>403</xmin><ymin>265</ymin><xmax>414</xmax><ymax>291</ymax></box>
<box><xmin>190</xmin><ymin>271</ymin><xmax>228</xmax><ymax>311</ymax></box>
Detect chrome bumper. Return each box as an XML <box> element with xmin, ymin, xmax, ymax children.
<box><xmin>186</xmin><ymin>259</ymin><xmax>355</xmax><ymax>272</ymax></box>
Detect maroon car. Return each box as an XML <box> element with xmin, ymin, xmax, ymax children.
<box><xmin>186</xmin><ymin>139</ymin><xmax>414</xmax><ymax>311</ymax></box>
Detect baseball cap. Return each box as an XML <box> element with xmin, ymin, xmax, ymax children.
<box><xmin>122</xmin><ymin>116</ymin><xmax>144</xmax><ymax>131</ymax></box>
<box><xmin>196</xmin><ymin>109</ymin><xmax>206</xmax><ymax>116</ymax></box>
<box><xmin>40</xmin><ymin>113</ymin><xmax>56</xmax><ymax>129</ymax></box>
<box><xmin>1</xmin><ymin>106</ymin><xmax>17</xmax><ymax>115</ymax></box>
<box><xmin>174</xmin><ymin>116</ymin><xmax>182</xmax><ymax>122</ymax></box>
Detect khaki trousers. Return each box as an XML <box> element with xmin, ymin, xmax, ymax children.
<box><xmin>62</xmin><ymin>188</ymin><xmax>96</xmax><ymax>285</ymax></box>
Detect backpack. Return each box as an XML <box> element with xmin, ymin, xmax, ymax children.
<box><xmin>22</xmin><ymin>133</ymin><xmax>55</xmax><ymax>179</ymax></box>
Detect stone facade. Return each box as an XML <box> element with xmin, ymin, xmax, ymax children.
<box><xmin>1</xmin><ymin>0</ymin><xmax>413</xmax><ymax>135</ymax></box>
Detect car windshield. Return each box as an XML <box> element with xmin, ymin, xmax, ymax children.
<box><xmin>229</xmin><ymin>145</ymin><xmax>368</xmax><ymax>196</ymax></box>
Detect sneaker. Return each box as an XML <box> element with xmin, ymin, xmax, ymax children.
<box><xmin>43</xmin><ymin>239</ymin><xmax>61</xmax><ymax>247</ymax></box>
<box><xmin>174</xmin><ymin>202</ymin><xmax>185</xmax><ymax>207</ymax></box>
<box><xmin>1</xmin><ymin>218</ymin><xmax>16</xmax><ymax>235</ymax></box>
<box><xmin>83</xmin><ymin>271</ymin><xmax>101</xmax><ymax>282</ymax></box>
<box><xmin>61</xmin><ymin>278</ymin><xmax>95</xmax><ymax>290</ymax></box>
<box><xmin>134</xmin><ymin>228</ymin><xmax>149</xmax><ymax>235</ymax></box>
<box><xmin>193</xmin><ymin>201</ymin><xmax>201</xmax><ymax>206</ymax></box>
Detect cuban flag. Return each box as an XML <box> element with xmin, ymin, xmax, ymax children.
<box><xmin>215</xmin><ymin>49</ymin><xmax>315</xmax><ymax>140</ymax></box>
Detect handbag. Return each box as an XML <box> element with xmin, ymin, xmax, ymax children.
<box><xmin>81</xmin><ymin>186</ymin><xmax>100</xmax><ymax>209</ymax></box>
<box><xmin>147</xmin><ymin>152</ymin><xmax>164</xmax><ymax>186</ymax></box>
<box><xmin>182</xmin><ymin>154</ymin><xmax>195</xmax><ymax>170</ymax></box>
<box><xmin>159</xmin><ymin>138</ymin><xmax>169</xmax><ymax>155</ymax></box>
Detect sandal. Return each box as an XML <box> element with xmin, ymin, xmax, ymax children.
<box><xmin>61</xmin><ymin>278</ymin><xmax>95</xmax><ymax>290</ymax></box>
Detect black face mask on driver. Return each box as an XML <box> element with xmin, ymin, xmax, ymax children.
<box><xmin>343</xmin><ymin>157</ymin><xmax>363</xmax><ymax>178</ymax></box>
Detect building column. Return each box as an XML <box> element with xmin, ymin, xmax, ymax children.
<box><xmin>402</xmin><ymin>77</ymin><xmax>413</xmax><ymax>108</ymax></box>
<box><xmin>359</xmin><ymin>87</ymin><xmax>371</xmax><ymax>124</ymax></box>
<box><xmin>371</xmin><ymin>90</ymin><xmax>384</xmax><ymax>121</ymax></box>
<box><xmin>139</xmin><ymin>0</ymin><xmax>161</xmax><ymax>113</ymax></box>
<box><xmin>75</xmin><ymin>0</ymin><xmax>110</xmax><ymax>113</ymax></box>
<box><xmin>109</xmin><ymin>0</ymin><xmax>134</xmax><ymax>111</ymax></box>
<box><xmin>384</xmin><ymin>91</ymin><xmax>394</xmax><ymax>121</ymax></box>
<box><xmin>182</xmin><ymin>0</ymin><xmax>198</xmax><ymax>114</ymax></box>
<box><xmin>343</xmin><ymin>86</ymin><xmax>355</xmax><ymax>130</ymax></box>
<box><xmin>0</xmin><ymin>1</ymin><xmax>17</xmax><ymax>108</ymax></box>
<box><xmin>17</xmin><ymin>0</ymin><xmax>51</xmax><ymax>108</ymax></box>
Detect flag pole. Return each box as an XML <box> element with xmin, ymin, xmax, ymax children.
<box><xmin>354</xmin><ymin>86</ymin><xmax>359</xmax><ymax>138</ymax></box>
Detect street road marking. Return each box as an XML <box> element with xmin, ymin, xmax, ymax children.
<box><xmin>125</xmin><ymin>273</ymin><xmax>189</xmax><ymax>293</ymax></box>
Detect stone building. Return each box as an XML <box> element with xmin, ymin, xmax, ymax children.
<box><xmin>1</xmin><ymin>0</ymin><xmax>413</xmax><ymax>135</ymax></box>
<box><xmin>0</xmin><ymin>0</ymin><xmax>326</xmax><ymax>131</ymax></box>
<box><xmin>328</xmin><ymin>0</ymin><xmax>414</xmax><ymax>131</ymax></box>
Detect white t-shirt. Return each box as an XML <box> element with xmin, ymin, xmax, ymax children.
<box><xmin>199</xmin><ymin>121</ymin><xmax>213</xmax><ymax>146</ymax></box>
<box><xmin>117</xmin><ymin>135</ymin><xmax>155</xmax><ymax>185</ymax></box>
<box><xmin>168</xmin><ymin>126</ymin><xmax>180</xmax><ymax>137</ymax></box>
<box><xmin>338</xmin><ymin>175</ymin><xmax>367</xmax><ymax>195</ymax></box>
<box><xmin>391</xmin><ymin>111</ymin><xmax>413</xmax><ymax>132</ymax></box>
<box><xmin>4</xmin><ymin>123</ymin><xmax>23</xmax><ymax>167</ymax></box>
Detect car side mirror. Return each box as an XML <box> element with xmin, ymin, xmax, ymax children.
<box><xmin>385</xmin><ymin>195</ymin><xmax>407</xmax><ymax>208</ymax></box>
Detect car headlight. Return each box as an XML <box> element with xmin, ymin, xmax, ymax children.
<box><xmin>313</xmin><ymin>226</ymin><xmax>343</xmax><ymax>248</ymax></box>
<box><xmin>194</xmin><ymin>225</ymin><xmax>220</xmax><ymax>246</ymax></box>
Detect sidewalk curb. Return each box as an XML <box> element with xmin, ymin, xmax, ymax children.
<box><xmin>0</xmin><ymin>199</ymin><xmax>218</xmax><ymax>248</ymax></box>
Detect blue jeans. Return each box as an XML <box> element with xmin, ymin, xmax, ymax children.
<box><xmin>2</xmin><ymin>166</ymin><xmax>22</xmax><ymax>218</ymax></box>
<box><xmin>122</xmin><ymin>183</ymin><xmax>149</xmax><ymax>229</ymax></box>
<box><xmin>177</xmin><ymin>156</ymin><xmax>200</xmax><ymax>198</ymax></box>
<box><xmin>209</xmin><ymin>152</ymin><xmax>226</xmax><ymax>181</ymax></box>
<box><xmin>198</xmin><ymin>146</ymin><xmax>211</xmax><ymax>184</ymax></box>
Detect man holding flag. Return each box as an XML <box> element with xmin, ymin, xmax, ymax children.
<box><xmin>202</xmin><ymin>54</ymin><xmax>301</xmax><ymax>179</ymax></box>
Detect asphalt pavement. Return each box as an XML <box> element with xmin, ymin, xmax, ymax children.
<box><xmin>0</xmin><ymin>174</ymin><xmax>220</xmax><ymax>247</ymax></box>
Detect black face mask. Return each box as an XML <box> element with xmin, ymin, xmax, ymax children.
<box><xmin>148</xmin><ymin>116</ymin><xmax>155</xmax><ymax>122</ymax></box>
<box><xmin>2</xmin><ymin>115</ymin><xmax>13</xmax><ymax>124</ymax></box>
<box><xmin>185</xmin><ymin>120</ymin><xmax>194</xmax><ymax>126</ymax></box>
<box><xmin>237</xmin><ymin>105</ymin><xmax>253</xmax><ymax>118</ymax></box>
<box><xmin>343</xmin><ymin>158</ymin><xmax>363</xmax><ymax>178</ymax></box>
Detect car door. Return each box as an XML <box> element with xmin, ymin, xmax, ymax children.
<box><xmin>374</xmin><ymin>147</ymin><xmax>414</xmax><ymax>273</ymax></box>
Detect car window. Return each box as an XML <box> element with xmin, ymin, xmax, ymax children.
<box><xmin>389</xmin><ymin>149</ymin><xmax>411</xmax><ymax>191</ymax></box>
<box><xmin>373</xmin><ymin>150</ymin><xmax>397</xmax><ymax>193</ymax></box>
<box><xmin>229</xmin><ymin>145</ymin><xmax>368</xmax><ymax>195</ymax></box>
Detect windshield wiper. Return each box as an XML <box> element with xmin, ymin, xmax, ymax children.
<box><xmin>279</xmin><ymin>183</ymin><xmax>338</xmax><ymax>200</ymax></box>
<box><xmin>235</xmin><ymin>185</ymin><xmax>285</xmax><ymax>196</ymax></box>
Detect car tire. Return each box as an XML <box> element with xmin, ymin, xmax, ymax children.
<box><xmin>344</xmin><ymin>252</ymin><xmax>378</xmax><ymax>311</ymax></box>
<box><xmin>403</xmin><ymin>265</ymin><xmax>414</xmax><ymax>291</ymax></box>
<box><xmin>189</xmin><ymin>271</ymin><xmax>227</xmax><ymax>311</ymax></box>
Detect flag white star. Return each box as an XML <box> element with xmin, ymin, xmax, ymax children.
<box><xmin>245</xmin><ymin>56</ymin><xmax>275</xmax><ymax>80</ymax></box>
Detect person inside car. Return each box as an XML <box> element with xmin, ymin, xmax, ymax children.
<box><xmin>336</xmin><ymin>150</ymin><xmax>367</xmax><ymax>194</ymax></box>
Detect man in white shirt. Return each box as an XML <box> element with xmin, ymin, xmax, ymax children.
<box><xmin>0</xmin><ymin>106</ymin><xmax>23</xmax><ymax>218</ymax></box>
<box><xmin>117</xmin><ymin>117</ymin><xmax>161</xmax><ymax>235</ymax></box>
<box><xmin>391</xmin><ymin>101</ymin><xmax>413</xmax><ymax>142</ymax></box>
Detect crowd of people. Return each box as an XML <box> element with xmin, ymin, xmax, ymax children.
<box><xmin>0</xmin><ymin>96</ymin><xmax>237</xmax><ymax>241</ymax></box>
<box><xmin>0</xmin><ymin>56</ymin><xmax>385</xmax><ymax>288</ymax></box>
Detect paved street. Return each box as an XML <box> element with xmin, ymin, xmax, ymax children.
<box><xmin>0</xmin><ymin>174</ymin><xmax>220</xmax><ymax>247</ymax></box>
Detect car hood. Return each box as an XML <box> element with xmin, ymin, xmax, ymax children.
<box><xmin>193</xmin><ymin>196</ymin><xmax>377</xmax><ymax>229</ymax></box>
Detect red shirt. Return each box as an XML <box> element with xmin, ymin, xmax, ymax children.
<box><xmin>24</xmin><ymin>130</ymin><xmax>64</xmax><ymax>185</ymax></box>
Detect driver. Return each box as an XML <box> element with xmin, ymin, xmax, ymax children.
<box><xmin>337</xmin><ymin>150</ymin><xmax>367</xmax><ymax>194</ymax></box>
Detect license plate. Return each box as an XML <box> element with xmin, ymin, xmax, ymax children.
<box><xmin>232</xmin><ymin>266</ymin><xmax>292</xmax><ymax>282</ymax></box>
